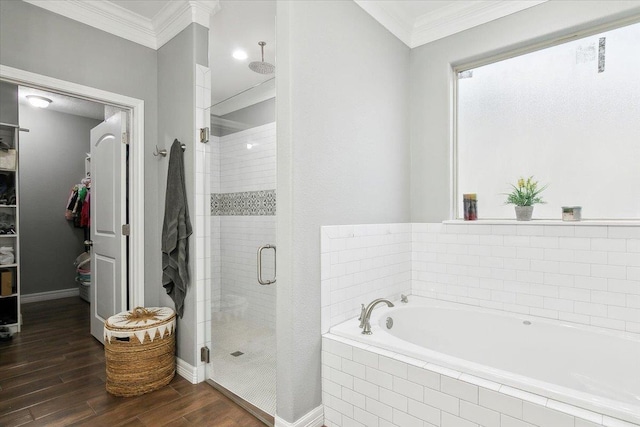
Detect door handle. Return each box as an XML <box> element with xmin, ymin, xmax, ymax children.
<box><xmin>257</xmin><ymin>244</ymin><xmax>276</xmax><ymax>285</ymax></box>
<box><xmin>84</xmin><ymin>240</ymin><xmax>93</xmax><ymax>247</ymax></box>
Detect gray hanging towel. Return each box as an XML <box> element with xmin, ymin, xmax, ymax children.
<box><xmin>161</xmin><ymin>139</ymin><xmax>192</xmax><ymax>318</ymax></box>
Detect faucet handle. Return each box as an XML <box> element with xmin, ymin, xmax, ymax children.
<box><xmin>358</xmin><ymin>304</ymin><xmax>366</xmax><ymax>328</ymax></box>
<box><xmin>401</xmin><ymin>294</ymin><xmax>408</xmax><ymax>303</ymax></box>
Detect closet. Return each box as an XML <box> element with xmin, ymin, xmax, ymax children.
<box><xmin>0</xmin><ymin>81</ymin><xmax>21</xmax><ymax>338</ymax></box>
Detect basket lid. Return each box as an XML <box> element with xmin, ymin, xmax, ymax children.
<box><xmin>104</xmin><ymin>307</ymin><xmax>175</xmax><ymax>343</ymax></box>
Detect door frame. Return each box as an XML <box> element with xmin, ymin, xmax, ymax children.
<box><xmin>0</xmin><ymin>65</ymin><xmax>145</xmax><ymax>308</ymax></box>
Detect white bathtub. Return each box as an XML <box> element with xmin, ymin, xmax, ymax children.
<box><xmin>329</xmin><ymin>296</ymin><xmax>640</xmax><ymax>425</ymax></box>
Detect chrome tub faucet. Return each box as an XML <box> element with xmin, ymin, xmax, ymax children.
<box><xmin>359</xmin><ymin>298</ymin><xmax>394</xmax><ymax>335</ymax></box>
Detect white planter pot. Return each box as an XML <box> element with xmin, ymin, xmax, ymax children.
<box><xmin>515</xmin><ymin>206</ymin><xmax>534</xmax><ymax>221</ymax></box>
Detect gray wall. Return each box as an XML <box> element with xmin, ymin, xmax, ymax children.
<box><xmin>0</xmin><ymin>0</ymin><xmax>161</xmax><ymax>306</ymax></box>
<box><xmin>157</xmin><ymin>23</ymin><xmax>208</xmax><ymax>366</ymax></box>
<box><xmin>19</xmin><ymin>107</ymin><xmax>99</xmax><ymax>295</ymax></box>
<box><xmin>409</xmin><ymin>1</ymin><xmax>640</xmax><ymax>222</ymax></box>
<box><xmin>275</xmin><ymin>0</ymin><xmax>411</xmax><ymax>422</ymax></box>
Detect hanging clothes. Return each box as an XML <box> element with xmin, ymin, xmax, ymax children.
<box><xmin>65</xmin><ymin>177</ymin><xmax>91</xmax><ymax>228</ymax></box>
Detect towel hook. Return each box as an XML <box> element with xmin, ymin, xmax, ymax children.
<box><xmin>153</xmin><ymin>144</ymin><xmax>187</xmax><ymax>158</ymax></box>
<box><xmin>153</xmin><ymin>145</ymin><xmax>167</xmax><ymax>157</ymax></box>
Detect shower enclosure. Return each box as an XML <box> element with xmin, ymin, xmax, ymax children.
<box><xmin>207</xmin><ymin>80</ymin><xmax>276</xmax><ymax>426</ymax></box>
<box><xmin>205</xmin><ymin>2</ymin><xmax>276</xmax><ymax>418</ymax></box>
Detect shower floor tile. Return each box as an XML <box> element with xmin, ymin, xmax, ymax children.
<box><xmin>210</xmin><ymin>318</ymin><xmax>276</xmax><ymax>415</ymax></box>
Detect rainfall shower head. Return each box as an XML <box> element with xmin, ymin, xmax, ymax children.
<box><xmin>248</xmin><ymin>41</ymin><xmax>275</xmax><ymax>75</ymax></box>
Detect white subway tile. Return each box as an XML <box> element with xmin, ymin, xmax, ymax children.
<box><xmin>591</xmin><ymin>290</ymin><xmax>626</xmax><ymax>306</ymax></box>
<box><xmin>628</xmin><ymin>240</ymin><xmax>640</xmax><ymax>253</ymax></box>
<box><xmin>516</xmin><ymin>225</ymin><xmax>545</xmax><ymax>236</ymax></box>
<box><xmin>407</xmin><ymin>399</ymin><xmax>440</xmax><ymax>425</ymax></box>
<box><xmin>342</xmin><ymin>387</ymin><xmax>367</xmax><ymax>410</ymax></box>
<box><xmin>530</xmin><ymin>236</ymin><xmax>559</xmax><ymax>248</ymax></box>
<box><xmin>628</xmin><ymin>267</ymin><xmax>640</xmax><ymax>281</ymax></box>
<box><xmin>424</xmin><ymin>387</ymin><xmax>460</xmax><ymax>415</ymax></box>
<box><xmin>608</xmin><ymin>306</ymin><xmax>640</xmax><ymax>322</ymax></box>
<box><xmin>366</xmin><ymin>397</ymin><xmax>393</xmax><ymax>422</ymax></box>
<box><xmin>343</xmin><ymin>359</ymin><xmax>367</xmax><ymax>380</ymax></box>
<box><xmin>391</xmin><ymin>408</ymin><xmax>423</xmax><ymax>427</ymax></box>
<box><xmin>379</xmin><ymin>388</ymin><xmax>408</xmax><ymax>412</ymax></box>
<box><xmin>543</xmin><ymin>273</ymin><xmax>575</xmax><ymax>287</ymax></box>
<box><xmin>353</xmin><ymin>347</ymin><xmax>379</xmax><ymax>368</ymax></box>
<box><xmin>608</xmin><ymin>279</ymin><xmax>640</xmax><ymax>295</ymax></box>
<box><xmin>575</xmin><ymin>301</ymin><xmax>608</xmax><ymax>317</ymax></box>
<box><xmin>441</xmin><ymin>412</ymin><xmax>478</xmax><ymax>427</ymax></box>
<box><xmin>608</xmin><ymin>252</ymin><xmax>640</xmax><ymax>267</ymax></box>
<box><xmin>591</xmin><ymin>316</ymin><xmax>626</xmax><ymax>331</ymax></box>
<box><xmin>591</xmin><ymin>238</ymin><xmax>626</xmax><ymax>252</ymax></box>
<box><xmin>479</xmin><ymin>388</ymin><xmax>523</xmax><ymax>419</ymax></box>
<box><xmin>547</xmin><ymin>399</ymin><xmax>603</xmax><ymax>425</ymax></box>
<box><xmin>558</xmin><ymin>237</ymin><xmax>591</xmax><ymax>250</ymax></box>
<box><xmin>459</xmin><ymin>401</ymin><xmax>500</xmax><ymax>427</ymax></box>
<box><xmin>603</xmin><ymin>416</ymin><xmax>640</xmax><ymax>427</ymax></box>
<box><xmin>591</xmin><ymin>264</ymin><xmax>627</xmax><ymax>279</ymax></box>
<box><xmin>354</xmin><ymin>377</ymin><xmax>379</xmax><ymax>400</ymax></box>
<box><xmin>458</xmin><ymin>374</ymin><xmax>500</xmax><ymax>391</ymax></box>
<box><xmin>608</xmin><ymin>226</ymin><xmax>640</xmax><ymax>239</ymax></box>
<box><xmin>332</xmin><ymin>369</ymin><xmax>355</xmax><ymax>389</ymax></box>
<box><xmin>575</xmin><ymin>277</ymin><xmax>608</xmax><ymax>291</ymax></box>
<box><xmin>522</xmin><ymin>402</ymin><xmax>574</xmax><ymax>427</ymax></box>
<box><xmin>441</xmin><ymin>376</ymin><xmax>478</xmax><ymax>404</ymax></box>
<box><xmin>354</xmin><ymin>406</ymin><xmax>379</xmax><ymax>427</ymax></box>
<box><xmin>408</xmin><ymin>365</ymin><xmax>440</xmax><ymax>390</ymax></box>
<box><xmin>342</xmin><ymin>416</ymin><xmax>366</xmax><ymax>427</ymax></box>
<box><xmin>501</xmin><ymin>414</ymin><xmax>537</xmax><ymax>427</ymax></box>
<box><xmin>379</xmin><ymin>356</ymin><xmax>408</xmax><ymax>379</ymax></box>
<box><xmin>491</xmin><ymin>225</ymin><xmax>518</xmax><ymax>235</ymax></box>
<box><xmin>366</xmin><ymin>367</ymin><xmax>393</xmax><ymax>389</ymax></box>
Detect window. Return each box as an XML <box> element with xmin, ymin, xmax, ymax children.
<box><xmin>456</xmin><ymin>21</ymin><xmax>640</xmax><ymax>220</ymax></box>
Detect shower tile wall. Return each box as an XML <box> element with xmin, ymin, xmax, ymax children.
<box><xmin>210</xmin><ymin>122</ymin><xmax>277</xmax><ymax>329</ymax></box>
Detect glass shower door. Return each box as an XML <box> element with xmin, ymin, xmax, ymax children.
<box><xmin>207</xmin><ymin>82</ymin><xmax>277</xmax><ymax>416</ymax></box>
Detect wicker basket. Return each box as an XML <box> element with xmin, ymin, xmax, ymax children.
<box><xmin>104</xmin><ymin>307</ymin><xmax>176</xmax><ymax>397</ymax></box>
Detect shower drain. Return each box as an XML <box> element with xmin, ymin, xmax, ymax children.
<box><xmin>231</xmin><ymin>351</ymin><xmax>244</xmax><ymax>357</ymax></box>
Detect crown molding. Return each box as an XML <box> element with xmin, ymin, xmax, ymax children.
<box><xmin>355</xmin><ymin>0</ymin><xmax>547</xmax><ymax>49</ymax></box>
<box><xmin>22</xmin><ymin>0</ymin><xmax>220</xmax><ymax>50</ymax></box>
<box><xmin>411</xmin><ymin>1</ymin><xmax>548</xmax><ymax>48</ymax></box>
<box><xmin>353</xmin><ymin>0</ymin><xmax>412</xmax><ymax>47</ymax></box>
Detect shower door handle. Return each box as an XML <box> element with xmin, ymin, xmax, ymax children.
<box><xmin>257</xmin><ymin>244</ymin><xmax>276</xmax><ymax>285</ymax></box>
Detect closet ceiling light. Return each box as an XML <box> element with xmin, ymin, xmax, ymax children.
<box><xmin>26</xmin><ymin>95</ymin><xmax>52</xmax><ymax>108</ymax></box>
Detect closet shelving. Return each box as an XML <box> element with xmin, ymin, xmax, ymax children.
<box><xmin>0</xmin><ymin>122</ymin><xmax>20</xmax><ymax>335</ymax></box>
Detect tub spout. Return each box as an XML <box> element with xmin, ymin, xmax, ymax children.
<box><xmin>361</xmin><ymin>298</ymin><xmax>394</xmax><ymax>335</ymax></box>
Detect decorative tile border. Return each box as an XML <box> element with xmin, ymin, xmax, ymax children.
<box><xmin>210</xmin><ymin>190</ymin><xmax>276</xmax><ymax>216</ymax></box>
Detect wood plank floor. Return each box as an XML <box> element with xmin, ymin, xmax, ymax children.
<box><xmin>0</xmin><ymin>297</ymin><xmax>267</xmax><ymax>426</ymax></box>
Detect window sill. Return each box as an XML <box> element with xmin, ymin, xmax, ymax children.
<box><xmin>444</xmin><ymin>219</ymin><xmax>640</xmax><ymax>227</ymax></box>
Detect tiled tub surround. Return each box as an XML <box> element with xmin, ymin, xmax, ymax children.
<box><xmin>327</xmin><ymin>298</ymin><xmax>640</xmax><ymax>426</ymax></box>
<box><xmin>413</xmin><ymin>223</ymin><xmax>640</xmax><ymax>335</ymax></box>
<box><xmin>321</xmin><ymin>223</ymin><xmax>640</xmax><ymax>336</ymax></box>
<box><xmin>320</xmin><ymin>222</ymin><xmax>640</xmax><ymax>426</ymax></box>
<box><xmin>322</xmin><ymin>333</ymin><xmax>639</xmax><ymax>427</ymax></box>
<box><xmin>320</xmin><ymin>223</ymin><xmax>412</xmax><ymax>333</ymax></box>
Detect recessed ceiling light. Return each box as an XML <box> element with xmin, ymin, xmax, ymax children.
<box><xmin>26</xmin><ymin>95</ymin><xmax>52</xmax><ymax>108</ymax></box>
<box><xmin>232</xmin><ymin>49</ymin><xmax>248</xmax><ymax>60</ymax></box>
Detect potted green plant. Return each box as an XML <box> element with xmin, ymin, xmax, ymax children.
<box><xmin>505</xmin><ymin>176</ymin><xmax>548</xmax><ymax>221</ymax></box>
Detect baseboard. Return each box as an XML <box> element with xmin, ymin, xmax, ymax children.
<box><xmin>21</xmin><ymin>288</ymin><xmax>80</xmax><ymax>304</ymax></box>
<box><xmin>176</xmin><ymin>357</ymin><xmax>199</xmax><ymax>384</ymax></box>
<box><xmin>275</xmin><ymin>405</ymin><xmax>324</xmax><ymax>427</ymax></box>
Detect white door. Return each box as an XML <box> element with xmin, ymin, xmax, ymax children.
<box><xmin>89</xmin><ymin>111</ymin><xmax>127</xmax><ymax>343</ymax></box>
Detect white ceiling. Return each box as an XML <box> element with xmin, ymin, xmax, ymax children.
<box><xmin>18</xmin><ymin>87</ymin><xmax>106</xmax><ymax>121</ymax></box>
<box><xmin>23</xmin><ymin>0</ymin><xmax>548</xmax><ymax>115</ymax></box>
